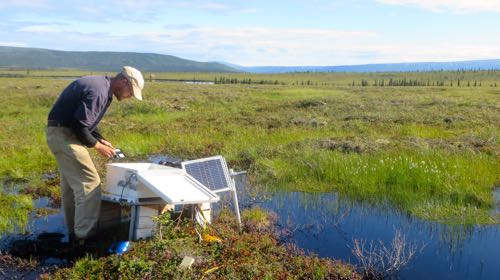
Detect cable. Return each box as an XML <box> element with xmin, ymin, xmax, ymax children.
<box><xmin>119</xmin><ymin>173</ymin><xmax>136</xmax><ymax>205</ymax></box>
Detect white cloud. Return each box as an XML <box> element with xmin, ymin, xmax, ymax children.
<box><xmin>111</xmin><ymin>0</ymin><xmax>245</xmax><ymax>13</ymax></box>
<box><xmin>134</xmin><ymin>27</ymin><xmax>378</xmax><ymax>65</ymax></box>
<box><xmin>0</xmin><ymin>41</ymin><xmax>27</xmax><ymax>47</ymax></box>
<box><xmin>17</xmin><ymin>25</ymin><xmax>61</xmax><ymax>33</ymax></box>
<box><xmin>199</xmin><ymin>1</ymin><xmax>229</xmax><ymax>11</ymax></box>
<box><xmin>378</xmin><ymin>0</ymin><xmax>500</xmax><ymax>13</ymax></box>
<box><xmin>164</xmin><ymin>24</ymin><xmax>197</xmax><ymax>30</ymax></box>
<box><xmin>2</xmin><ymin>25</ymin><xmax>378</xmax><ymax>65</ymax></box>
<box><xmin>0</xmin><ymin>0</ymin><xmax>47</xmax><ymax>9</ymax></box>
<box><xmin>132</xmin><ymin>27</ymin><xmax>500</xmax><ymax>65</ymax></box>
<box><xmin>240</xmin><ymin>8</ymin><xmax>260</xmax><ymax>14</ymax></box>
<box><xmin>4</xmin><ymin>24</ymin><xmax>500</xmax><ymax>66</ymax></box>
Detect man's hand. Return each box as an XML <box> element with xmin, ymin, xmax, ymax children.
<box><xmin>99</xmin><ymin>139</ymin><xmax>115</xmax><ymax>149</ymax></box>
<box><xmin>94</xmin><ymin>141</ymin><xmax>116</xmax><ymax>158</ymax></box>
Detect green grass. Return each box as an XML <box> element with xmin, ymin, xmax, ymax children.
<box><xmin>0</xmin><ymin>70</ymin><xmax>499</xmax><ymax>232</ymax></box>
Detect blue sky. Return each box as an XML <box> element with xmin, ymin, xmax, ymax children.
<box><xmin>1</xmin><ymin>0</ymin><xmax>499</xmax><ymax>66</ymax></box>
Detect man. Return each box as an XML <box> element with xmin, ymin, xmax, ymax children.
<box><xmin>46</xmin><ymin>66</ymin><xmax>144</xmax><ymax>243</ymax></box>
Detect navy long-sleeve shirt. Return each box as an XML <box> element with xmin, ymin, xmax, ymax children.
<box><xmin>48</xmin><ymin>76</ymin><xmax>113</xmax><ymax>147</ymax></box>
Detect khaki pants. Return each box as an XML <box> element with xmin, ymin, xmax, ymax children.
<box><xmin>46</xmin><ymin>127</ymin><xmax>101</xmax><ymax>239</ymax></box>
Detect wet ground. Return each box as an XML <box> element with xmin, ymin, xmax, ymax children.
<box><xmin>1</xmin><ymin>179</ymin><xmax>499</xmax><ymax>279</ymax></box>
<box><xmin>0</xmin><ymin>197</ymin><xmax>128</xmax><ymax>279</ymax></box>
<box><xmin>0</xmin><ymin>197</ymin><xmax>66</xmax><ymax>279</ymax></box>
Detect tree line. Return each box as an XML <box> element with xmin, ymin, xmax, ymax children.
<box><xmin>214</xmin><ymin>76</ymin><xmax>284</xmax><ymax>85</ymax></box>
<box><xmin>352</xmin><ymin>79</ymin><xmax>497</xmax><ymax>87</ymax></box>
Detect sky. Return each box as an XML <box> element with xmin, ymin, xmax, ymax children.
<box><xmin>1</xmin><ymin>0</ymin><xmax>500</xmax><ymax>66</ymax></box>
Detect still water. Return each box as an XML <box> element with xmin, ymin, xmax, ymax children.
<box><xmin>2</xmin><ymin>186</ymin><xmax>499</xmax><ymax>279</ymax></box>
<box><xmin>255</xmin><ymin>191</ymin><xmax>500</xmax><ymax>280</ymax></box>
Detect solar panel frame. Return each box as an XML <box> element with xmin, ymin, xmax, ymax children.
<box><xmin>181</xmin><ymin>156</ymin><xmax>234</xmax><ymax>192</ymax></box>
<box><xmin>182</xmin><ymin>155</ymin><xmax>242</xmax><ymax>228</ymax></box>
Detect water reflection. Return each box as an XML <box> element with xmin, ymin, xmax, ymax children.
<box><xmin>255</xmin><ymin>191</ymin><xmax>500</xmax><ymax>280</ymax></box>
<box><xmin>0</xmin><ymin>197</ymin><xmax>67</xmax><ymax>251</ymax></box>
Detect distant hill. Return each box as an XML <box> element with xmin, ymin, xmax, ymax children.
<box><xmin>3</xmin><ymin>46</ymin><xmax>499</xmax><ymax>74</ymax></box>
<box><xmin>0</xmin><ymin>46</ymin><xmax>238</xmax><ymax>72</ymax></box>
<box><xmin>228</xmin><ymin>60</ymin><xmax>500</xmax><ymax>73</ymax></box>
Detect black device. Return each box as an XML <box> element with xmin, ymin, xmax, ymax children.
<box><xmin>114</xmin><ymin>148</ymin><xmax>126</xmax><ymax>159</ymax></box>
<box><xmin>149</xmin><ymin>154</ymin><xmax>182</xmax><ymax>168</ymax></box>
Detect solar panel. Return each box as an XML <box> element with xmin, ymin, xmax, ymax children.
<box><xmin>182</xmin><ymin>156</ymin><xmax>233</xmax><ymax>192</ymax></box>
<box><xmin>182</xmin><ymin>155</ymin><xmax>242</xmax><ymax>227</ymax></box>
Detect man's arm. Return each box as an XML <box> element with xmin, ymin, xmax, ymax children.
<box><xmin>72</xmin><ymin>94</ymin><xmax>115</xmax><ymax>156</ymax></box>
<box><xmin>91</xmin><ymin>126</ymin><xmax>104</xmax><ymax>141</ymax></box>
<box><xmin>92</xmin><ymin>126</ymin><xmax>115</xmax><ymax>149</ymax></box>
<box><xmin>75</xmin><ymin>125</ymin><xmax>98</xmax><ymax>147</ymax></box>
<box><xmin>71</xmin><ymin>124</ymin><xmax>114</xmax><ymax>158</ymax></box>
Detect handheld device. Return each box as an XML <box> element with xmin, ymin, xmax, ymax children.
<box><xmin>114</xmin><ymin>148</ymin><xmax>126</xmax><ymax>159</ymax></box>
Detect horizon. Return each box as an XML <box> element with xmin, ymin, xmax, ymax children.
<box><xmin>1</xmin><ymin>0</ymin><xmax>500</xmax><ymax>66</ymax></box>
<box><xmin>3</xmin><ymin>45</ymin><xmax>500</xmax><ymax>69</ymax></box>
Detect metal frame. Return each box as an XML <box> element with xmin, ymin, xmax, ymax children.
<box><xmin>181</xmin><ymin>155</ymin><xmax>244</xmax><ymax>227</ymax></box>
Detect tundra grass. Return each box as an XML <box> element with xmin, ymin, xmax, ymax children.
<box><xmin>0</xmin><ymin>71</ymin><xmax>498</xmax><ymax>232</ymax></box>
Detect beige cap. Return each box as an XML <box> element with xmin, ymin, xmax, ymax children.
<box><xmin>121</xmin><ymin>66</ymin><xmax>144</xmax><ymax>100</ymax></box>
